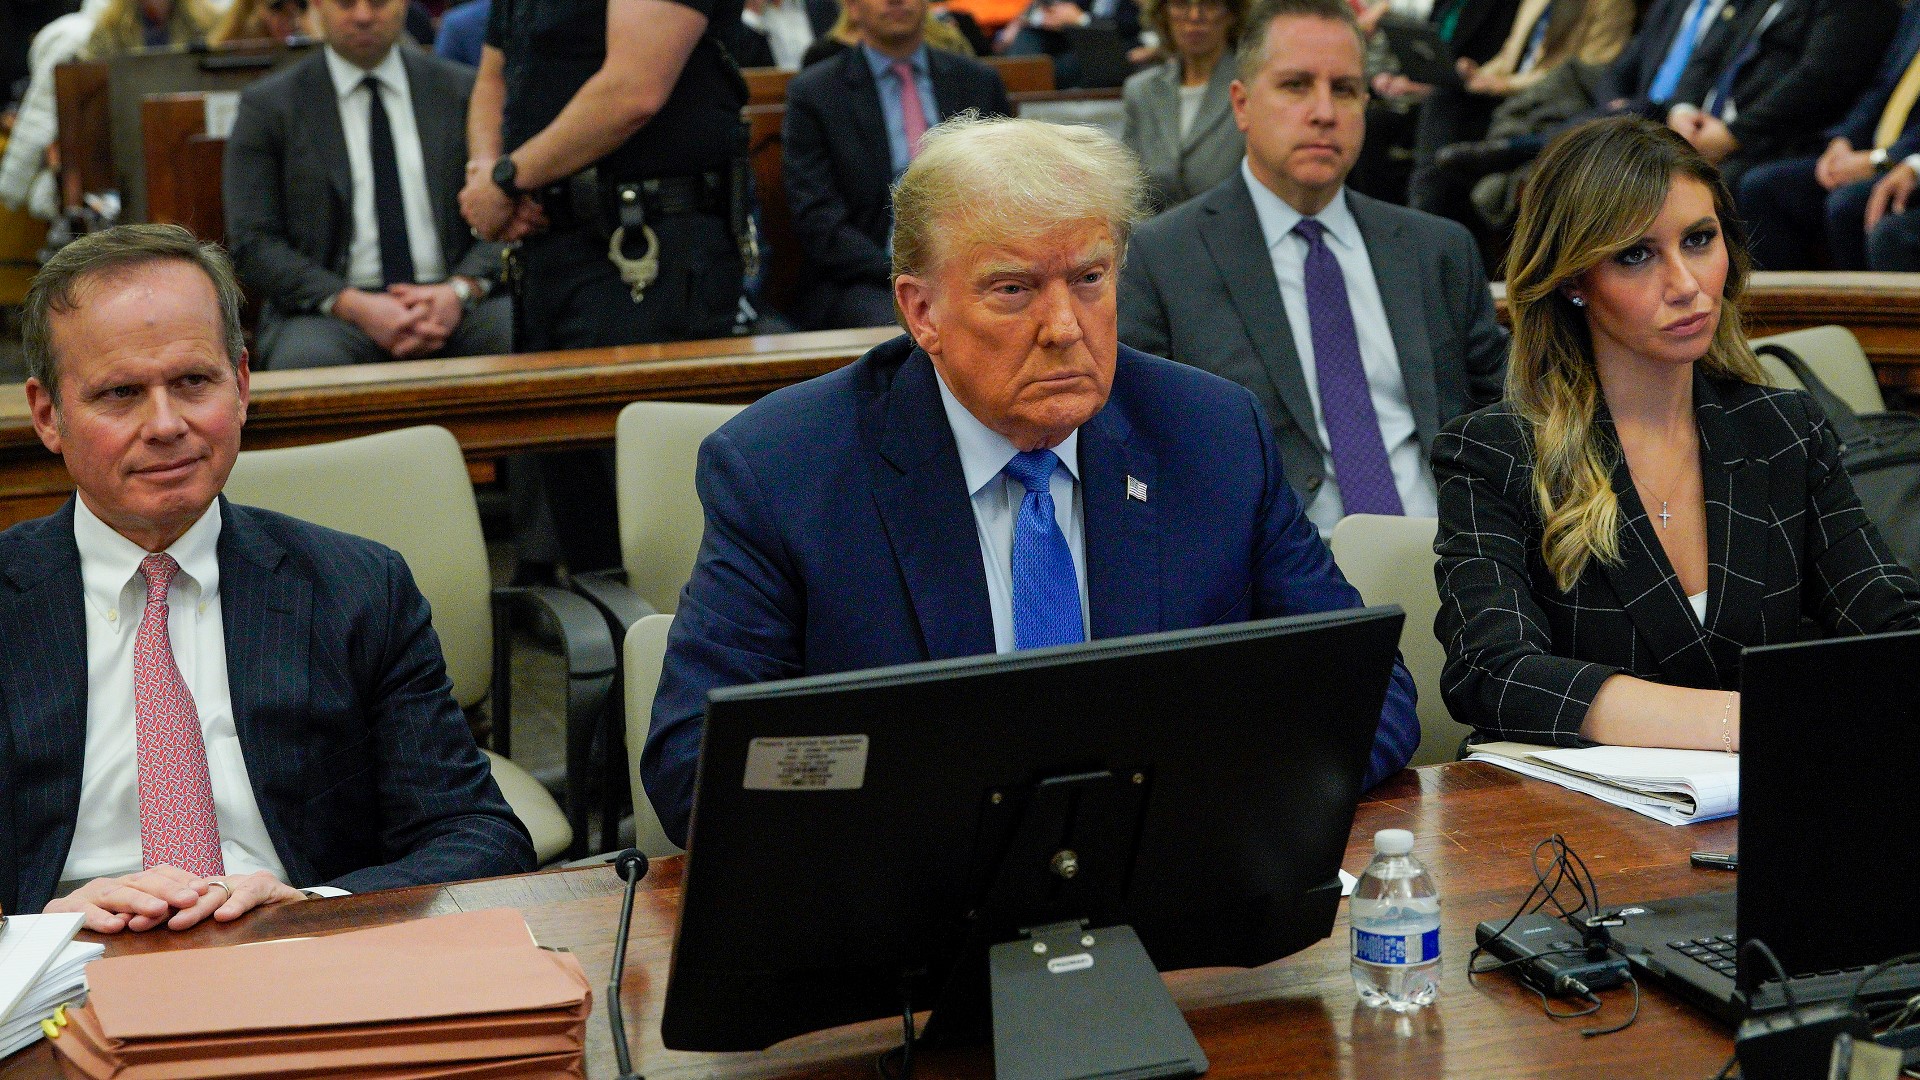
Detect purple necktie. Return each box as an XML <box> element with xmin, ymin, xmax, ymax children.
<box><xmin>1294</xmin><ymin>218</ymin><xmax>1404</xmax><ymax>517</ymax></box>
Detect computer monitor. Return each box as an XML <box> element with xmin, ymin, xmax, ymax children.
<box><xmin>660</xmin><ymin>605</ymin><xmax>1406</xmax><ymax>1069</ymax></box>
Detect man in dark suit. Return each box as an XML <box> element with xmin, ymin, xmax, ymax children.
<box><xmin>1121</xmin><ymin>0</ymin><xmax>1507</xmax><ymax>538</ymax></box>
<box><xmin>2</xmin><ymin>225</ymin><xmax>533</xmax><ymax>929</ymax></box>
<box><xmin>1735</xmin><ymin>3</ymin><xmax>1920</xmax><ymax>269</ymax></box>
<box><xmin>1663</xmin><ymin>0</ymin><xmax>1897</xmax><ymax>189</ymax></box>
<box><xmin>783</xmin><ymin>0</ymin><xmax>1010</xmax><ymax>329</ymax></box>
<box><xmin>224</xmin><ymin>0</ymin><xmax>510</xmax><ymax>370</ymax></box>
<box><xmin>643</xmin><ymin>114</ymin><xmax>1420</xmax><ymax>848</ymax></box>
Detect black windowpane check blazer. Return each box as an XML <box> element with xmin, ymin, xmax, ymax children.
<box><xmin>1433</xmin><ymin>374</ymin><xmax>1920</xmax><ymax>745</ymax></box>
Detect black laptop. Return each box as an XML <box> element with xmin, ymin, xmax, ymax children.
<box><xmin>1606</xmin><ymin>630</ymin><xmax>1920</xmax><ymax>1023</ymax></box>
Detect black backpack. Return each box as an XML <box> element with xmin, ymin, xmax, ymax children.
<box><xmin>1754</xmin><ymin>343</ymin><xmax>1920</xmax><ymax>574</ymax></box>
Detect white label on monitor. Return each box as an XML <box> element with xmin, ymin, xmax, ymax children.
<box><xmin>743</xmin><ymin>735</ymin><xmax>869</xmax><ymax>791</ymax></box>
<box><xmin>1046</xmin><ymin>953</ymin><xmax>1094</xmax><ymax>974</ymax></box>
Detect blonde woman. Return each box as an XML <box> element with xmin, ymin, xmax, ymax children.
<box><xmin>1433</xmin><ymin>117</ymin><xmax>1920</xmax><ymax>752</ymax></box>
<box><xmin>81</xmin><ymin>0</ymin><xmax>217</xmax><ymax>57</ymax></box>
<box><xmin>208</xmin><ymin>0</ymin><xmax>311</xmax><ymax>46</ymax></box>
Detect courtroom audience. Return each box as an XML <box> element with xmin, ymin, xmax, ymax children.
<box><xmin>994</xmin><ymin>0</ymin><xmax>1143</xmax><ymax>88</ymax></box>
<box><xmin>743</xmin><ymin>0</ymin><xmax>838</xmax><ymax>68</ymax></box>
<box><xmin>0</xmin><ymin>0</ymin><xmax>107</xmax><ymax>224</ymax></box>
<box><xmin>1660</xmin><ymin>0</ymin><xmax>1897</xmax><ymax>189</ymax></box>
<box><xmin>1122</xmin><ymin>0</ymin><xmax>1247</xmax><ymax>211</ymax></box>
<box><xmin>645</xmin><ymin>114</ymin><xmax>1420</xmax><ymax>847</ymax></box>
<box><xmin>207</xmin><ymin>0</ymin><xmax>312</xmax><ymax>45</ymax></box>
<box><xmin>4</xmin><ymin>224</ymin><xmax>533</xmax><ymax>929</ymax></box>
<box><xmin>801</xmin><ymin>4</ymin><xmax>978</xmax><ymax>66</ymax></box>
<box><xmin>1386</xmin><ymin>0</ymin><xmax>1630</xmax><ymax>231</ymax></box>
<box><xmin>222</xmin><ymin>0</ymin><xmax>511</xmax><ymax>369</ymax></box>
<box><xmin>1736</xmin><ymin>1</ymin><xmax>1920</xmax><ymax>271</ymax></box>
<box><xmin>1433</xmin><ymin>117</ymin><xmax>1920</xmax><ymax>755</ymax></box>
<box><xmin>80</xmin><ymin>0</ymin><xmax>217</xmax><ymax>57</ymax></box>
<box><xmin>784</xmin><ymin>0</ymin><xmax>1010</xmax><ymax>329</ymax></box>
<box><xmin>1120</xmin><ymin>0</ymin><xmax>1507</xmax><ymax>539</ymax></box>
<box><xmin>1380</xmin><ymin>0</ymin><xmax>1522</xmax><ymax>227</ymax></box>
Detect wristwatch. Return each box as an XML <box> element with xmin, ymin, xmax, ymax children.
<box><xmin>448</xmin><ymin>276</ymin><xmax>489</xmax><ymax>311</ymax></box>
<box><xmin>491</xmin><ymin>155</ymin><xmax>522</xmax><ymax>198</ymax></box>
<box><xmin>1871</xmin><ymin>147</ymin><xmax>1891</xmax><ymax>170</ymax></box>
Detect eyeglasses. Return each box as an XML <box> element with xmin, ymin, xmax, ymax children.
<box><xmin>1165</xmin><ymin>0</ymin><xmax>1227</xmax><ymax>16</ymax></box>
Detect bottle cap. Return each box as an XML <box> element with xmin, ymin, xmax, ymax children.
<box><xmin>1373</xmin><ymin>829</ymin><xmax>1413</xmax><ymax>855</ymax></box>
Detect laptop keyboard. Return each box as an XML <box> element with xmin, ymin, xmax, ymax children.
<box><xmin>1666</xmin><ymin>938</ymin><xmax>1920</xmax><ymax>1010</ymax></box>
<box><xmin>1668</xmin><ymin>935</ymin><xmax>1739</xmax><ymax>977</ymax></box>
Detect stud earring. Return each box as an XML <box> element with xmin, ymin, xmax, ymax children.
<box><xmin>1569</xmin><ymin>295</ymin><xmax>1586</xmax><ymax>307</ymax></box>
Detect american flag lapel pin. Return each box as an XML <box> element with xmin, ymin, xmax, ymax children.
<box><xmin>1126</xmin><ymin>475</ymin><xmax>1148</xmax><ymax>503</ymax></box>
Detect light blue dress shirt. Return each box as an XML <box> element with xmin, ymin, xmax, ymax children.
<box><xmin>862</xmin><ymin>43</ymin><xmax>941</xmax><ymax>178</ymax></box>
<box><xmin>936</xmin><ymin>371</ymin><xmax>1091</xmax><ymax>652</ymax></box>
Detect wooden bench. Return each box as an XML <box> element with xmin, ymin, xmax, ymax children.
<box><xmin>0</xmin><ymin>326</ymin><xmax>897</xmax><ymax>528</ymax></box>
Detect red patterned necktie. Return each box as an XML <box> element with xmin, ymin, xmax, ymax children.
<box><xmin>893</xmin><ymin>59</ymin><xmax>929</xmax><ymax>161</ymax></box>
<box><xmin>133</xmin><ymin>552</ymin><xmax>225</xmax><ymax>877</ymax></box>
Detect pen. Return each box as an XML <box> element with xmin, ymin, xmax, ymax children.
<box><xmin>1689</xmin><ymin>851</ymin><xmax>1738</xmax><ymax>871</ymax></box>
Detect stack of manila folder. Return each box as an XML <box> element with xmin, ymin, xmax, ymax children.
<box><xmin>48</xmin><ymin>908</ymin><xmax>590</xmax><ymax>1079</ymax></box>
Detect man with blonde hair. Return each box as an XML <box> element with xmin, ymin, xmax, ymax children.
<box><xmin>642</xmin><ymin>114</ymin><xmax>1418</xmax><ymax>847</ymax></box>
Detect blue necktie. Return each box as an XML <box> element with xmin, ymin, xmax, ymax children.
<box><xmin>1647</xmin><ymin>0</ymin><xmax>1712</xmax><ymax>104</ymax></box>
<box><xmin>1294</xmin><ymin>219</ymin><xmax>1404</xmax><ymax>517</ymax></box>
<box><xmin>1003</xmin><ymin>450</ymin><xmax>1084</xmax><ymax>650</ymax></box>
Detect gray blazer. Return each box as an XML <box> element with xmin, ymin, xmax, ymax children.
<box><xmin>1118</xmin><ymin>172</ymin><xmax>1509</xmax><ymax>505</ymax></box>
<box><xmin>1121</xmin><ymin>57</ymin><xmax>1243</xmax><ymax>211</ymax></box>
<box><xmin>224</xmin><ymin>45</ymin><xmax>505</xmax><ymax>324</ymax></box>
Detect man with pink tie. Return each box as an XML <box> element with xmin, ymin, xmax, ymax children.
<box><xmin>781</xmin><ymin>0</ymin><xmax>1012</xmax><ymax>329</ymax></box>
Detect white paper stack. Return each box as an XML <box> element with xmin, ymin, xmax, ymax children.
<box><xmin>0</xmin><ymin>913</ymin><xmax>99</xmax><ymax>1059</ymax></box>
<box><xmin>1467</xmin><ymin>742</ymin><xmax>1739</xmax><ymax>825</ymax></box>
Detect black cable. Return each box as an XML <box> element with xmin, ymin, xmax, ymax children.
<box><xmin>1739</xmin><ymin>938</ymin><xmax>1798</xmax><ymax>1021</ymax></box>
<box><xmin>1581</xmin><ymin>974</ymin><xmax>1640</xmax><ymax>1037</ymax></box>
<box><xmin>873</xmin><ymin>976</ymin><xmax>918</xmax><ymax>1080</ymax></box>
<box><xmin>1845</xmin><ymin>950</ymin><xmax>1920</xmax><ymax>1016</ymax></box>
<box><xmin>1709</xmin><ymin>1051</ymin><xmax>1740</xmax><ymax>1080</ymax></box>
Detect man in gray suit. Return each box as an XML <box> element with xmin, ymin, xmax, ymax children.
<box><xmin>1119</xmin><ymin>0</ymin><xmax>1507</xmax><ymax>537</ymax></box>
<box><xmin>224</xmin><ymin>0</ymin><xmax>510</xmax><ymax>369</ymax></box>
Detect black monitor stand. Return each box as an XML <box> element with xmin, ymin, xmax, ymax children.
<box><xmin>926</xmin><ymin>769</ymin><xmax>1209</xmax><ymax>1080</ymax></box>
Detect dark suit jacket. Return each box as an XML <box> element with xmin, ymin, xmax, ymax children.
<box><xmin>1594</xmin><ymin>0</ymin><xmax>1694</xmax><ymax>103</ymax></box>
<box><xmin>1670</xmin><ymin>0</ymin><xmax>1899</xmax><ymax>172</ymax></box>
<box><xmin>642</xmin><ymin>335</ymin><xmax>1421</xmax><ymax>846</ymax></box>
<box><xmin>224</xmin><ymin>45</ymin><xmax>506</xmax><ymax>325</ymax></box>
<box><xmin>0</xmin><ymin>499</ymin><xmax>535</xmax><ymax>914</ymax></box>
<box><xmin>782</xmin><ymin>45</ymin><xmax>1010</xmax><ymax>313</ymax></box>
<box><xmin>1118</xmin><ymin>175</ymin><xmax>1509</xmax><ymax>511</ymax></box>
<box><xmin>1826</xmin><ymin>0</ymin><xmax>1920</xmax><ymax>160</ymax></box>
<box><xmin>1433</xmin><ymin>377</ymin><xmax>1920</xmax><ymax>745</ymax></box>
<box><xmin>1444</xmin><ymin>0</ymin><xmax>1526</xmax><ymax>66</ymax></box>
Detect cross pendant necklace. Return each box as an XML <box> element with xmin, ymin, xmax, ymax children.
<box><xmin>1658</xmin><ymin>502</ymin><xmax>1673</xmax><ymax>529</ymax></box>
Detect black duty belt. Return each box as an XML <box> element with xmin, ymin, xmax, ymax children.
<box><xmin>537</xmin><ymin>169</ymin><xmax>727</xmax><ymax>235</ymax></box>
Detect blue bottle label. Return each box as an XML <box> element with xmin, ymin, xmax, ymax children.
<box><xmin>1352</xmin><ymin>927</ymin><xmax>1441</xmax><ymax>965</ymax></box>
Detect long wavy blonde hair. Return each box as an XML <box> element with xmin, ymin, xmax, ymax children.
<box><xmin>83</xmin><ymin>0</ymin><xmax>218</xmax><ymax>58</ymax></box>
<box><xmin>1504</xmin><ymin>116</ymin><xmax>1764</xmax><ymax>592</ymax></box>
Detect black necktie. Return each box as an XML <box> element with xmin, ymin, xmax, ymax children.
<box><xmin>363</xmin><ymin>75</ymin><xmax>415</xmax><ymax>287</ymax></box>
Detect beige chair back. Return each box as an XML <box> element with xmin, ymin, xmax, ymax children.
<box><xmin>615</xmin><ymin>402</ymin><xmax>747</xmax><ymax>614</ymax></box>
<box><xmin>224</xmin><ymin>425</ymin><xmax>493</xmax><ymax>709</ymax></box>
<box><xmin>224</xmin><ymin>426</ymin><xmax>573</xmax><ymax>862</ymax></box>
<box><xmin>624</xmin><ymin>614</ymin><xmax>684</xmax><ymax>857</ymax></box>
<box><xmin>1751</xmin><ymin>325</ymin><xmax>1887</xmax><ymax>415</ymax></box>
<box><xmin>1328</xmin><ymin>514</ymin><xmax>1467</xmax><ymax>767</ymax></box>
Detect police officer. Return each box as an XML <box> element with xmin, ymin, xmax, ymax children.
<box><xmin>461</xmin><ymin>0</ymin><xmax>749</xmax><ymax>572</ymax></box>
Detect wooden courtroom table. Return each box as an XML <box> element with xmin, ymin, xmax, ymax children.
<box><xmin>0</xmin><ymin>763</ymin><xmax>1740</xmax><ymax>1080</ymax></box>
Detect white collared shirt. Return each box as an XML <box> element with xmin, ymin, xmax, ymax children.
<box><xmin>324</xmin><ymin>45</ymin><xmax>446</xmax><ymax>290</ymax></box>
<box><xmin>936</xmin><ymin>371</ymin><xmax>1091</xmax><ymax>652</ymax></box>
<box><xmin>742</xmin><ymin>0</ymin><xmax>815</xmax><ymax>69</ymax></box>
<box><xmin>60</xmin><ymin>499</ymin><xmax>291</xmax><ymax>887</ymax></box>
<box><xmin>1241</xmin><ymin>159</ymin><xmax>1437</xmax><ymax>538</ymax></box>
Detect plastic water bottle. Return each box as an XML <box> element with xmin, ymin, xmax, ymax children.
<box><xmin>1350</xmin><ymin>828</ymin><xmax>1441</xmax><ymax>1012</ymax></box>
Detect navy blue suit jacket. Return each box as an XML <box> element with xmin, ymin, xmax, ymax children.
<box><xmin>1828</xmin><ymin>0</ymin><xmax>1920</xmax><ymax>160</ymax></box>
<box><xmin>643</xmin><ymin>335</ymin><xmax>1421</xmax><ymax>847</ymax></box>
<box><xmin>0</xmin><ymin>499</ymin><xmax>534</xmax><ymax>914</ymax></box>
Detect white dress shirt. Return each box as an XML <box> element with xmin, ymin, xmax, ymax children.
<box><xmin>742</xmin><ymin>0</ymin><xmax>815</xmax><ymax>69</ymax></box>
<box><xmin>60</xmin><ymin>499</ymin><xmax>291</xmax><ymax>887</ymax></box>
<box><xmin>325</xmin><ymin>45</ymin><xmax>446</xmax><ymax>290</ymax></box>
<box><xmin>936</xmin><ymin>372</ymin><xmax>1092</xmax><ymax>652</ymax></box>
<box><xmin>1241</xmin><ymin>159</ymin><xmax>1438</xmax><ymax>537</ymax></box>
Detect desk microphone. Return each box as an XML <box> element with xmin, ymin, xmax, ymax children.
<box><xmin>607</xmin><ymin>848</ymin><xmax>650</xmax><ymax>1080</ymax></box>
